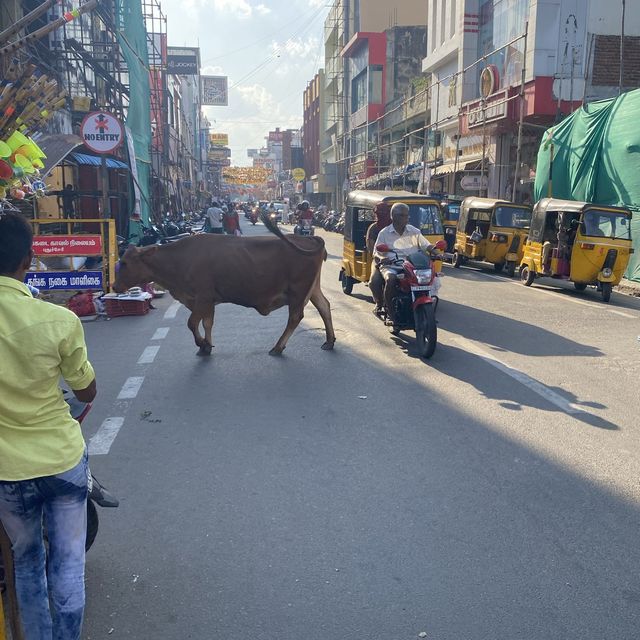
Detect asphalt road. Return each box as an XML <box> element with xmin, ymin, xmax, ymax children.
<box><xmin>80</xmin><ymin>220</ymin><xmax>640</xmax><ymax>640</ymax></box>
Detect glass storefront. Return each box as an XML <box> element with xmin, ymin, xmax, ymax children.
<box><xmin>477</xmin><ymin>0</ymin><xmax>529</xmax><ymax>91</ymax></box>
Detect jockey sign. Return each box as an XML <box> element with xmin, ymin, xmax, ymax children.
<box><xmin>80</xmin><ymin>111</ymin><xmax>124</xmax><ymax>154</ymax></box>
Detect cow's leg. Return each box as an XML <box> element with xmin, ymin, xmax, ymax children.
<box><xmin>309</xmin><ymin>281</ymin><xmax>336</xmax><ymax>350</ymax></box>
<box><xmin>269</xmin><ymin>305</ymin><xmax>305</xmax><ymax>356</ymax></box>
<box><xmin>187</xmin><ymin>303</ymin><xmax>215</xmax><ymax>356</ymax></box>
<box><xmin>202</xmin><ymin>306</ymin><xmax>215</xmax><ymax>354</ymax></box>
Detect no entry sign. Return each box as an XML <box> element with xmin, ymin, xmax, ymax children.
<box><xmin>80</xmin><ymin>111</ymin><xmax>124</xmax><ymax>154</ymax></box>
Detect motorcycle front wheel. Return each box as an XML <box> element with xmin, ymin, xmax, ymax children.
<box><xmin>414</xmin><ymin>304</ymin><xmax>437</xmax><ymax>359</ymax></box>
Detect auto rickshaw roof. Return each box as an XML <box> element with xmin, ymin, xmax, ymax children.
<box><xmin>461</xmin><ymin>196</ymin><xmax>527</xmax><ymax>211</ymax></box>
<box><xmin>535</xmin><ymin>197</ymin><xmax>631</xmax><ymax>216</ymax></box>
<box><xmin>346</xmin><ymin>190</ymin><xmax>440</xmax><ymax>209</ymax></box>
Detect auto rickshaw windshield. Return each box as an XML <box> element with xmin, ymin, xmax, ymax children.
<box><xmin>410</xmin><ymin>204</ymin><xmax>444</xmax><ymax>235</ymax></box>
<box><xmin>582</xmin><ymin>209</ymin><xmax>631</xmax><ymax>239</ymax></box>
<box><xmin>445</xmin><ymin>203</ymin><xmax>460</xmax><ymax>222</ymax></box>
<box><xmin>493</xmin><ymin>206</ymin><xmax>531</xmax><ymax>229</ymax></box>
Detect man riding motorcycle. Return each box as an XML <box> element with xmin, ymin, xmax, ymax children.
<box><xmin>372</xmin><ymin>202</ymin><xmax>437</xmax><ymax>328</ymax></box>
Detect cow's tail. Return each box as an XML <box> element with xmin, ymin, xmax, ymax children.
<box><xmin>261</xmin><ymin>213</ymin><xmax>324</xmax><ymax>255</ymax></box>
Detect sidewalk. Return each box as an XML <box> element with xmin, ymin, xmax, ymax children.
<box><xmin>615</xmin><ymin>278</ymin><xmax>640</xmax><ymax>297</ymax></box>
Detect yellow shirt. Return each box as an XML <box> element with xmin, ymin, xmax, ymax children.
<box><xmin>0</xmin><ymin>276</ymin><xmax>95</xmax><ymax>481</ymax></box>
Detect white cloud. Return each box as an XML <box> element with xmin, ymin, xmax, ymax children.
<box><xmin>213</xmin><ymin>0</ymin><xmax>264</xmax><ymax>19</ymax></box>
<box><xmin>255</xmin><ymin>4</ymin><xmax>271</xmax><ymax>14</ymax></box>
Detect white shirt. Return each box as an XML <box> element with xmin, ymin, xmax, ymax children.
<box><xmin>206</xmin><ymin>207</ymin><xmax>223</xmax><ymax>229</ymax></box>
<box><xmin>373</xmin><ymin>223</ymin><xmax>433</xmax><ymax>261</ymax></box>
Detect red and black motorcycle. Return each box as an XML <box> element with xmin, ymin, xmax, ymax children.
<box><xmin>375</xmin><ymin>240</ymin><xmax>446</xmax><ymax>359</ymax></box>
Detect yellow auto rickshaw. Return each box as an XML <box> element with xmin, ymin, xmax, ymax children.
<box><xmin>340</xmin><ymin>190</ymin><xmax>444</xmax><ymax>294</ymax></box>
<box><xmin>452</xmin><ymin>197</ymin><xmax>532</xmax><ymax>277</ymax></box>
<box><xmin>441</xmin><ymin>197</ymin><xmax>462</xmax><ymax>253</ymax></box>
<box><xmin>519</xmin><ymin>198</ymin><xmax>634</xmax><ymax>302</ymax></box>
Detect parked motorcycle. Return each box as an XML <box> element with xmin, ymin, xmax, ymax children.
<box><xmin>374</xmin><ymin>240</ymin><xmax>447</xmax><ymax>359</ymax></box>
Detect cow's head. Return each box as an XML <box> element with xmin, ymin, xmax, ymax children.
<box><xmin>113</xmin><ymin>245</ymin><xmax>158</xmax><ymax>293</ymax></box>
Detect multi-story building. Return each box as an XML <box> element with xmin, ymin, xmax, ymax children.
<box><xmin>321</xmin><ymin>0</ymin><xmax>428</xmax><ymax>209</ymax></box>
<box><xmin>423</xmin><ymin>0</ymin><xmax>640</xmax><ymax>201</ymax></box>
<box><xmin>303</xmin><ymin>70</ymin><xmax>331</xmax><ymax>203</ymax></box>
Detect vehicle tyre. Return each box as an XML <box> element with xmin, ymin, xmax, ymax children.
<box><xmin>574</xmin><ymin>282</ymin><xmax>587</xmax><ymax>291</ymax></box>
<box><xmin>414</xmin><ymin>304</ymin><xmax>437</xmax><ymax>359</ymax></box>
<box><xmin>520</xmin><ymin>265</ymin><xmax>535</xmax><ymax>286</ymax></box>
<box><xmin>494</xmin><ymin>262</ymin><xmax>505</xmax><ymax>272</ymax></box>
<box><xmin>601</xmin><ymin>281</ymin><xmax>612</xmax><ymax>303</ymax></box>
<box><xmin>505</xmin><ymin>261</ymin><xmax>516</xmax><ymax>277</ymax></box>
<box><xmin>85</xmin><ymin>500</ymin><xmax>99</xmax><ymax>551</ymax></box>
<box><xmin>453</xmin><ymin>251</ymin><xmax>463</xmax><ymax>268</ymax></box>
<box><xmin>341</xmin><ymin>273</ymin><xmax>354</xmax><ymax>295</ymax></box>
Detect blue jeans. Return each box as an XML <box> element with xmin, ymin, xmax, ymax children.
<box><xmin>0</xmin><ymin>451</ymin><xmax>88</xmax><ymax>640</ymax></box>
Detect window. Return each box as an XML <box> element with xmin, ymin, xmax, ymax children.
<box><xmin>352</xmin><ymin>71</ymin><xmax>367</xmax><ymax>112</ymax></box>
<box><xmin>369</xmin><ymin>65</ymin><xmax>383</xmax><ymax>104</ymax></box>
<box><xmin>583</xmin><ymin>210</ymin><xmax>631</xmax><ymax>240</ymax></box>
<box><xmin>493</xmin><ymin>206</ymin><xmax>531</xmax><ymax>228</ymax></box>
<box><xmin>410</xmin><ymin>204</ymin><xmax>444</xmax><ymax>235</ymax></box>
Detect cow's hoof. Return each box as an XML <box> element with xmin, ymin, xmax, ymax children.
<box><xmin>321</xmin><ymin>341</ymin><xmax>335</xmax><ymax>351</ymax></box>
<box><xmin>269</xmin><ymin>347</ymin><xmax>284</xmax><ymax>356</ymax></box>
<box><xmin>197</xmin><ymin>344</ymin><xmax>212</xmax><ymax>356</ymax></box>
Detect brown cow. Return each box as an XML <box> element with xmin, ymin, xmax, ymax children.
<box><xmin>112</xmin><ymin>217</ymin><xmax>336</xmax><ymax>356</ymax></box>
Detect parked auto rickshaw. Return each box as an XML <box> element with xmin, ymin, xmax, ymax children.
<box><xmin>441</xmin><ymin>197</ymin><xmax>462</xmax><ymax>252</ymax></box>
<box><xmin>519</xmin><ymin>198</ymin><xmax>634</xmax><ymax>302</ymax></box>
<box><xmin>340</xmin><ymin>190</ymin><xmax>444</xmax><ymax>294</ymax></box>
<box><xmin>452</xmin><ymin>197</ymin><xmax>532</xmax><ymax>276</ymax></box>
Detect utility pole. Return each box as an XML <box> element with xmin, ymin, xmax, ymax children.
<box><xmin>619</xmin><ymin>0</ymin><xmax>626</xmax><ymax>95</ymax></box>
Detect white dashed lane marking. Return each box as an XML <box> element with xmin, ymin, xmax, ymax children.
<box><xmin>164</xmin><ymin>301</ymin><xmax>181</xmax><ymax>319</ymax></box>
<box><xmin>88</xmin><ymin>417</ymin><xmax>125</xmax><ymax>456</ymax></box>
<box><xmin>117</xmin><ymin>376</ymin><xmax>145</xmax><ymax>400</ymax></box>
<box><xmin>137</xmin><ymin>345</ymin><xmax>160</xmax><ymax>364</ymax></box>
<box><xmin>151</xmin><ymin>327</ymin><xmax>170</xmax><ymax>340</ymax></box>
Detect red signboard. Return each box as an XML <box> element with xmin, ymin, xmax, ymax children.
<box><xmin>32</xmin><ymin>235</ymin><xmax>103</xmax><ymax>256</ymax></box>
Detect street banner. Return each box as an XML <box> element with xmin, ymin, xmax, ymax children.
<box><xmin>32</xmin><ymin>235</ymin><xmax>103</xmax><ymax>255</ymax></box>
<box><xmin>201</xmin><ymin>76</ymin><xmax>228</xmax><ymax>106</ymax></box>
<box><xmin>25</xmin><ymin>271</ymin><xmax>104</xmax><ymax>290</ymax></box>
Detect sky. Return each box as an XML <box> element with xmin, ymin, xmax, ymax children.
<box><xmin>160</xmin><ymin>0</ymin><xmax>330</xmax><ymax>166</ymax></box>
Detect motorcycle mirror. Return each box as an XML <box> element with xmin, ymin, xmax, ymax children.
<box><xmin>434</xmin><ymin>240</ymin><xmax>447</xmax><ymax>251</ymax></box>
<box><xmin>376</xmin><ymin>243</ymin><xmax>390</xmax><ymax>252</ymax></box>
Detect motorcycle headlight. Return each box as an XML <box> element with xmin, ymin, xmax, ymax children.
<box><xmin>602</xmin><ymin>267</ymin><xmax>613</xmax><ymax>278</ymax></box>
<box><xmin>415</xmin><ymin>269</ymin><xmax>432</xmax><ymax>284</ymax></box>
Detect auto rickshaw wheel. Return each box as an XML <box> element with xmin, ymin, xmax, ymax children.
<box><xmin>341</xmin><ymin>273</ymin><xmax>354</xmax><ymax>295</ymax></box>
<box><xmin>574</xmin><ymin>282</ymin><xmax>587</xmax><ymax>291</ymax></box>
<box><xmin>493</xmin><ymin>262</ymin><xmax>505</xmax><ymax>273</ymax></box>
<box><xmin>601</xmin><ymin>282</ymin><xmax>612</xmax><ymax>302</ymax></box>
<box><xmin>520</xmin><ymin>265</ymin><xmax>535</xmax><ymax>286</ymax></box>
<box><xmin>452</xmin><ymin>251</ymin><xmax>463</xmax><ymax>268</ymax></box>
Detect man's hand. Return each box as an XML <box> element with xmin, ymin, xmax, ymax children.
<box><xmin>73</xmin><ymin>379</ymin><xmax>96</xmax><ymax>403</ymax></box>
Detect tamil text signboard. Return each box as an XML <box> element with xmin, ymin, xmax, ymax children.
<box><xmin>201</xmin><ymin>76</ymin><xmax>228</xmax><ymax>106</ymax></box>
<box><xmin>80</xmin><ymin>112</ymin><xmax>124</xmax><ymax>154</ymax></box>
<box><xmin>32</xmin><ymin>235</ymin><xmax>103</xmax><ymax>256</ymax></box>
<box><xmin>26</xmin><ymin>271</ymin><xmax>104</xmax><ymax>291</ymax></box>
<box><xmin>209</xmin><ymin>133</ymin><xmax>229</xmax><ymax>146</ymax></box>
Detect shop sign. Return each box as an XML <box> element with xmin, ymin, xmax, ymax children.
<box><xmin>201</xmin><ymin>76</ymin><xmax>228</xmax><ymax>106</ymax></box>
<box><xmin>167</xmin><ymin>47</ymin><xmax>199</xmax><ymax>75</ymax></box>
<box><xmin>350</xmin><ymin>160</ymin><xmax>366</xmax><ymax>177</ymax></box>
<box><xmin>25</xmin><ymin>271</ymin><xmax>104</xmax><ymax>291</ymax></box>
<box><xmin>460</xmin><ymin>174</ymin><xmax>488</xmax><ymax>191</ymax></box>
<box><xmin>466</xmin><ymin>91</ymin><xmax>508</xmax><ymax>128</ymax></box>
<box><xmin>209</xmin><ymin>133</ymin><xmax>229</xmax><ymax>147</ymax></box>
<box><xmin>32</xmin><ymin>235</ymin><xmax>102</xmax><ymax>255</ymax></box>
<box><xmin>81</xmin><ymin>111</ymin><xmax>124</xmax><ymax>154</ymax></box>
<box><xmin>291</xmin><ymin>167</ymin><xmax>305</xmax><ymax>182</ymax></box>
<box><xmin>208</xmin><ymin>148</ymin><xmax>230</xmax><ymax>160</ymax></box>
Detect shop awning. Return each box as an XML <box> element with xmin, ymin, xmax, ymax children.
<box><xmin>69</xmin><ymin>152</ymin><xmax>129</xmax><ymax>169</ymax></box>
<box><xmin>35</xmin><ymin>134</ymin><xmax>84</xmax><ymax>178</ymax></box>
<box><xmin>432</xmin><ymin>162</ymin><xmax>457</xmax><ymax>176</ymax></box>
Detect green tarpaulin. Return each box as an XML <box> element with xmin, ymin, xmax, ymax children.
<box><xmin>115</xmin><ymin>0</ymin><xmax>152</xmax><ymax>230</ymax></box>
<box><xmin>534</xmin><ymin>90</ymin><xmax>640</xmax><ymax>282</ymax></box>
